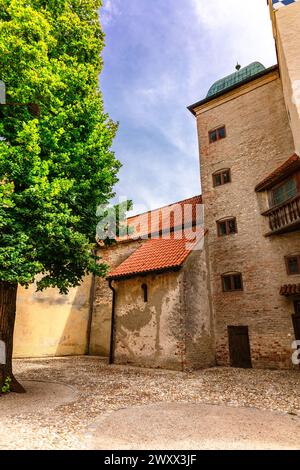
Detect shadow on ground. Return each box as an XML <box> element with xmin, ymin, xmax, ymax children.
<box><xmin>87</xmin><ymin>402</ymin><xmax>300</xmax><ymax>450</ymax></box>
<box><xmin>0</xmin><ymin>380</ymin><xmax>77</xmax><ymax>417</ymax></box>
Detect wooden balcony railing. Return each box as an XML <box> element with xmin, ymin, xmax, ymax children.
<box><xmin>262</xmin><ymin>194</ymin><xmax>300</xmax><ymax>235</ymax></box>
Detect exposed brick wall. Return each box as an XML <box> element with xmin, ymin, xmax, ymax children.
<box><xmin>195</xmin><ymin>71</ymin><xmax>300</xmax><ymax>369</ymax></box>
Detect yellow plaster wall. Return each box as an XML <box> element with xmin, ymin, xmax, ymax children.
<box><xmin>13</xmin><ymin>275</ymin><xmax>92</xmax><ymax>358</ymax></box>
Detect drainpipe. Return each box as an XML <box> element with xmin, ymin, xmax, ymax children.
<box><xmin>86</xmin><ymin>248</ymin><xmax>97</xmax><ymax>355</ymax></box>
<box><xmin>86</xmin><ymin>272</ymin><xmax>96</xmax><ymax>356</ymax></box>
<box><xmin>108</xmin><ymin>279</ymin><xmax>116</xmax><ymax>365</ymax></box>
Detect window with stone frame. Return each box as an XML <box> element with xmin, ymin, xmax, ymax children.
<box><xmin>217</xmin><ymin>217</ymin><xmax>237</xmax><ymax>236</ymax></box>
<box><xmin>209</xmin><ymin>126</ymin><xmax>226</xmax><ymax>144</ymax></box>
<box><xmin>213</xmin><ymin>169</ymin><xmax>231</xmax><ymax>187</ymax></box>
<box><xmin>222</xmin><ymin>273</ymin><xmax>243</xmax><ymax>292</ymax></box>
<box><xmin>285</xmin><ymin>255</ymin><xmax>300</xmax><ymax>275</ymax></box>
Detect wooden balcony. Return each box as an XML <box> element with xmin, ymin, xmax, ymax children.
<box><xmin>262</xmin><ymin>194</ymin><xmax>300</xmax><ymax>236</ymax></box>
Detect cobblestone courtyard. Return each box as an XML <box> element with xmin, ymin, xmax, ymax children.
<box><xmin>0</xmin><ymin>357</ymin><xmax>299</xmax><ymax>449</ymax></box>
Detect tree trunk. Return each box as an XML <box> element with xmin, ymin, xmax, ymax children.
<box><xmin>0</xmin><ymin>282</ymin><xmax>25</xmax><ymax>393</ymax></box>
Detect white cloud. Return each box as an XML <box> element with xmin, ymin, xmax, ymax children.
<box><xmin>190</xmin><ymin>0</ymin><xmax>276</xmax><ymax>69</ymax></box>
<box><xmin>192</xmin><ymin>0</ymin><xmax>269</xmax><ymax>28</ymax></box>
<box><xmin>102</xmin><ymin>0</ymin><xmax>278</xmax><ymax>212</ymax></box>
<box><xmin>136</xmin><ymin>76</ymin><xmax>177</xmax><ymax>103</ymax></box>
<box><xmin>133</xmin><ymin>76</ymin><xmax>196</xmax><ymax>155</ymax></box>
<box><xmin>101</xmin><ymin>0</ymin><xmax>120</xmax><ymax>26</ymax></box>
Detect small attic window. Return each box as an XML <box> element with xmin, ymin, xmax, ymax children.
<box><xmin>141</xmin><ymin>284</ymin><xmax>148</xmax><ymax>302</ymax></box>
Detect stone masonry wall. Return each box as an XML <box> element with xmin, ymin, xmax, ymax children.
<box><xmin>182</xmin><ymin>238</ymin><xmax>215</xmax><ymax>370</ymax></box>
<box><xmin>90</xmin><ymin>240</ymin><xmax>145</xmax><ymax>356</ymax></box>
<box><xmin>112</xmin><ymin>271</ymin><xmax>185</xmax><ymax>370</ymax></box>
<box><xmin>195</xmin><ymin>72</ymin><xmax>300</xmax><ymax>369</ymax></box>
<box><xmin>111</xmin><ymin>244</ymin><xmax>214</xmax><ymax>371</ymax></box>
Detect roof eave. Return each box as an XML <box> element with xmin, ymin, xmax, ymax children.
<box><xmin>255</xmin><ymin>155</ymin><xmax>300</xmax><ymax>192</ymax></box>
<box><xmin>107</xmin><ymin>265</ymin><xmax>183</xmax><ymax>282</ymax></box>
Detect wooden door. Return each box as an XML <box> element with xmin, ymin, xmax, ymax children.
<box><xmin>292</xmin><ymin>315</ymin><xmax>300</xmax><ymax>341</ymax></box>
<box><xmin>294</xmin><ymin>301</ymin><xmax>300</xmax><ymax>316</ymax></box>
<box><xmin>228</xmin><ymin>326</ymin><xmax>252</xmax><ymax>369</ymax></box>
<box><xmin>293</xmin><ymin>301</ymin><xmax>300</xmax><ymax>341</ymax></box>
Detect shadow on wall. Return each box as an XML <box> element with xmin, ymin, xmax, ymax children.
<box><xmin>89</xmin><ymin>275</ymin><xmax>112</xmax><ymax>357</ymax></box>
<box><xmin>13</xmin><ymin>275</ymin><xmax>93</xmax><ymax>358</ymax></box>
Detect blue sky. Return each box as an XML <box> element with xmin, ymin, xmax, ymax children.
<box><xmin>100</xmin><ymin>0</ymin><xmax>276</xmax><ymax>214</ymax></box>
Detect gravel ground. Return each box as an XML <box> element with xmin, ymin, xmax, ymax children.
<box><xmin>0</xmin><ymin>356</ymin><xmax>299</xmax><ymax>450</ymax></box>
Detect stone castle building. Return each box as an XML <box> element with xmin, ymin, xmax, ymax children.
<box><xmin>12</xmin><ymin>0</ymin><xmax>300</xmax><ymax>370</ymax></box>
<box><xmin>91</xmin><ymin>196</ymin><xmax>215</xmax><ymax>371</ymax></box>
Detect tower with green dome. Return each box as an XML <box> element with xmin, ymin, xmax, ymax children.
<box><xmin>206</xmin><ymin>62</ymin><xmax>266</xmax><ymax>98</ymax></box>
<box><xmin>188</xmin><ymin>8</ymin><xmax>300</xmax><ymax>369</ymax></box>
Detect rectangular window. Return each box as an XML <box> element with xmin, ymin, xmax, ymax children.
<box><xmin>213</xmin><ymin>169</ymin><xmax>231</xmax><ymax>187</ymax></box>
<box><xmin>218</xmin><ymin>221</ymin><xmax>227</xmax><ymax>236</ymax></box>
<box><xmin>218</xmin><ymin>126</ymin><xmax>226</xmax><ymax>139</ymax></box>
<box><xmin>217</xmin><ymin>218</ymin><xmax>237</xmax><ymax>236</ymax></box>
<box><xmin>222</xmin><ymin>170</ymin><xmax>230</xmax><ymax>184</ymax></box>
<box><xmin>286</xmin><ymin>256</ymin><xmax>300</xmax><ymax>275</ymax></box>
<box><xmin>233</xmin><ymin>274</ymin><xmax>242</xmax><ymax>290</ymax></box>
<box><xmin>222</xmin><ymin>273</ymin><xmax>243</xmax><ymax>292</ymax></box>
<box><xmin>214</xmin><ymin>173</ymin><xmax>222</xmax><ymax>186</ymax></box>
<box><xmin>142</xmin><ymin>284</ymin><xmax>148</xmax><ymax>302</ymax></box>
<box><xmin>209</xmin><ymin>126</ymin><xmax>226</xmax><ymax>144</ymax></box>
<box><xmin>209</xmin><ymin>130</ymin><xmax>217</xmax><ymax>143</ymax></box>
<box><xmin>223</xmin><ymin>276</ymin><xmax>232</xmax><ymax>292</ymax></box>
<box><xmin>271</xmin><ymin>178</ymin><xmax>297</xmax><ymax>207</ymax></box>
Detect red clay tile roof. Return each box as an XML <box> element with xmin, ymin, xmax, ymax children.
<box><xmin>255</xmin><ymin>154</ymin><xmax>300</xmax><ymax>192</ymax></box>
<box><xmin>107</xmin><ymin>237</ymin><xmax>202</xmax><ymax>280</ymax></box>
<box><xmin>118</xmin><ymin>195</ymin><xmax>202</xmax><ymax>242</ymax></box>
<box><xmin>280</xmin><ymin>284</ymin><xmax>300</xmax><ymax>296</ymax></box>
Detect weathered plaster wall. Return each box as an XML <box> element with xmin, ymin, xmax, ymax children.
<box><xmin>195</xmin><ymin>72</ymin><xmax>300</xmax><ymax>369</ymax></box>
<box><xmin>274</xmin><ymin>2</ymin><xmax>300</xmax><ymax>155</ymax></box>
<box><xmin>110</xmin><ymin>243</ymin><xmax>214</xmax><ymax>371</ymax></box>
<box><xmin>113</xmin><ymin>271</ymin><xmax>185</xmax><ymax>370</ymax></box>
<box><xmin>13</xmin><ymin>275</ymin><xmax>92</xmax><ymax>357</ymax></box>
<box><xmin>91</xmin><ymin>240</ymin><xmax>146</xmax><ymax>356</ymax></box>
<box><xmin>13</xmin><ymin>240</ymin><xmax>148</xmax><ymax>359</ymax></box>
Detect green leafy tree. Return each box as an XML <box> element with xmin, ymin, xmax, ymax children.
<box><xmin>96</xmin><ymin>200</ymin><xmax>134</xmax><ymax>245</ymax></box>
<box><xmin>0</xmin><ymin>0</ymin><xmax>121</xmax><ymax>392</ymax></box>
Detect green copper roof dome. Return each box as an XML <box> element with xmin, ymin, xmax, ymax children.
<box><xmin>206</xmin><ymin>62</ymin><xmax>266</xmax><ymax>98</ymax></box>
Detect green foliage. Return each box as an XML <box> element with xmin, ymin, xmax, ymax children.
<box><xmin>1</xmin><ymin>376</ymin><xmax>11</xmax><ymax>393</ymax></box>
<box><xmin>0</xmin><ymin>0</ymin><xmax>121</xmax><ymax>293</ymax></box>
<box><xmin>97</xmin><ymin>200</ymin><xmax>134</xmax><ymax>245</ymax></box>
